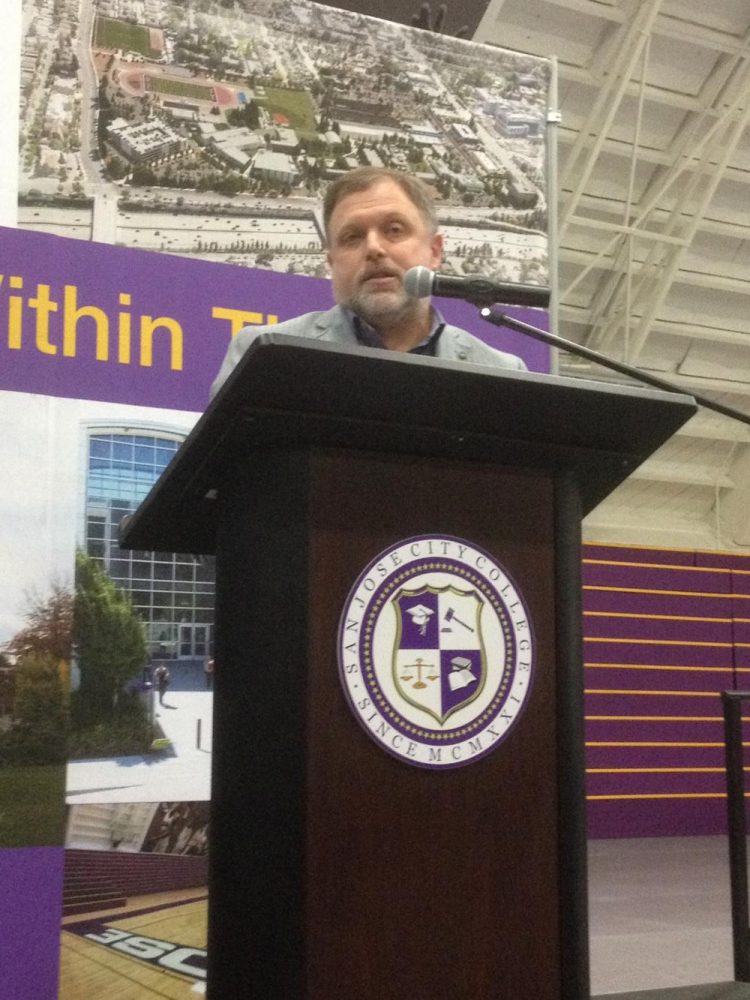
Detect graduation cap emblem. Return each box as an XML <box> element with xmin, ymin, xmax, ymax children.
<box><xmin>405</xmin><ymin>603</ymin><xmax>434</xmax><ymax>634</ymax></box>
<box><xmin>392</xmin><ymin>586</ymin><xmax>487</xmax><ymax>726</ymax></box>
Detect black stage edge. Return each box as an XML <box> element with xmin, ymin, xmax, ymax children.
<box><xmin>594</xmin><ymin>983</ymin><xmax>750</xmax><ymax>999</ymax></box>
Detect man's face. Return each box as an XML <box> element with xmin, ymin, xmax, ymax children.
<box><xmin>326</xmin><ymin>179</ymin><xmax>443</xmax><ymax>329</ymax></box>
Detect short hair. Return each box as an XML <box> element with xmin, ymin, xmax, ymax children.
<box><xmin>322</xmin><ymin>167</ymin><xmax>438</xmax><ymax>240</ymax></box>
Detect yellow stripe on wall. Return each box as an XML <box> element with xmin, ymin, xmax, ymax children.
<box><xmin>587</xmin><ymin>793</ymin><xmax>726</xmax><ymax>801</ymax></box>
<box><xmin>586</xmin><ymin>637</ymin><xmax>731</xmax><ymax>647</ymax></box>
<box><xmin>586</xmin><ymin>663</ymin><xmax>732</xmax><ymax>673</ymax></box>
<box><xmin>587</xmin><ymin>767</ymin><xmax>729</xmax><ymax>774</ymax></box>
<box><xmin>585</xmin><ymin>689</ymin><xmax>723</xmax><ymax>698</ymax></box>
<box><xmin>584</xmin><ymin>559</ymin><xmax>730</xmax><ymax>573</ymax></box>
<box><xmin>581</xmin><ymin>543</ymin><xmax>750</xmax><ymax>825</ymax></box>
<box><xmin>584</xmin><ymin>541</ymin><xmax>740</xmax><ymax>557</ymax></box>
<box><xmin>586</xmin><ymin>741</ymin><xmax>729</xmax><ymax>748</ymax></box>
<box><xmin>584</xmin><ymin>585</ymin><xmax>750</xmax><ymax>599</ymax></box>
<box><xmin>584</xmin><ymin>557</ymin><xmax>750</xmax><ymax>577</ymax></box>
<box><xmin>584</xmin><ymin>610</ymin><xmax>732</xmax><ymax>623</ymax></box>
<box><xmin>586</xmin><ymin>715</ymin><xmax>725</xmax><ymax>722</ymax></box>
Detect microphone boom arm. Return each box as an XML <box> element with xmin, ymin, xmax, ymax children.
<box><xmin>480</xmin><ymin>307</ymin><xmax>750</xmax><ymax>429</ymax></box>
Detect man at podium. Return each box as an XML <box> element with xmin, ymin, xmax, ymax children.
<box><xmin>210</xmin><ymin>167</ymin><xmax>525</xmax><ymax>396</ymax></box>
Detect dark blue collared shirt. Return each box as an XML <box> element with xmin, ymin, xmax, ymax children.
<box><xmin>345</xmin><ymin>307</ymin><xmax>446</xmax><ymax>356</ymax></box>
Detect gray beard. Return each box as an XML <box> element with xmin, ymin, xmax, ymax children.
<box><xmin>345</xmin><ymin>287</ymin><xmax>425</xmax><ymax>334</ymax></box>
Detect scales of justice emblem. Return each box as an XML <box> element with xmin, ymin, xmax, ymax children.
<box><xmin>338</xmin><ymin>535</ymin><xmax>535</xmax><ymax>769</ymax></box>
<box><xmin>393</xmin><ymin>586</ymin><xmax>487</xmax><ymax>726</ymax></box>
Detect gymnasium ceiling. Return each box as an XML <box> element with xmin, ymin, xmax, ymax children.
<box><xmin>340</xmin><ymin>0</ymin><xmax>750</xmax><ymax>551</ymax></box>
<box><xmin>477</xmin><ymin>0</ymin><xmax>750</xmax><ymax>551</ymax></box>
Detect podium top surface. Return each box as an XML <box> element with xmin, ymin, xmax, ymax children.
<box><xmin>121</xmin><ymin>335</ymin><xmax>697</xmax><ymax>554</ymax></box>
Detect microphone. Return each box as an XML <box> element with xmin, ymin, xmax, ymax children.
<box><xmin>404</xmin><ymin>265</ymin><xmax>550</xmax><ymax>309</ymax></box>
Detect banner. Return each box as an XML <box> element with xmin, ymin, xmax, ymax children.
<box><xmin>0</xmin><ymin>222</ymin><xmax>548</xmax><ymax>1000</ymax></box>
<box><xmin>4</xmin><ymin>0</ymin><xmax>553</xmax><ymax>995</ymax></box>
<box><xmin>0</xmin><ymin>226</ymin><xmax>549</xmax><ymax>410</ymax></box>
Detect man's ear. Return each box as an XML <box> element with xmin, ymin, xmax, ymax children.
<box><xmin>430</xmin><ymin>232</ymin><xmax>444</xmax><ymax>269</ymax></box>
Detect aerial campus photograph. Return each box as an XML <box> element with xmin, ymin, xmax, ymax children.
<box><xmin>17</xmin><ymin>0</ymin><xmax>550</xmax><ymax>283</ymax></box>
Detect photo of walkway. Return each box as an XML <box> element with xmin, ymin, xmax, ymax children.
<box><xmin>66</xmin><ymin>671</ymin><xmax>213</xmax><ymax>804</ymax></box>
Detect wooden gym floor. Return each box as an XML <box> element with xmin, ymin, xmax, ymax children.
<box><xmin>59</xmin><ymin>887</ymin><xmax>207</xmax><ymax>999</ymax></box>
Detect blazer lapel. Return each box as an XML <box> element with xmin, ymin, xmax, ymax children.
<box><xmin>312</xmin><ymin>306</ymin><xmax>357</xmax><ymax>346</ymax></box>
<box><xmin>437</xmin><ymin>326</ymin><xmax>475</xmax><ymax>363</ymax></box>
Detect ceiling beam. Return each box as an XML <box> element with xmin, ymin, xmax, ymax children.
<box><xmin>537</xmin><ymin>0</ymin><xmax>748</xmax><ymax>55</ymax></box>
<box><xmin>559</xmin><ymin>0</ymin><xmax>665</xmax><ymax>227</ymax></box>
<box><xmin>558</xmin><ymin>308</ymin><xmax>750</xmax><ymax>347</ymax></box>
<box><xmin>567</xmin><ymin>193</ymin><xmax>750</xmax><ymax>242</ymax></box>
<box><xmin>556</xmin><ymin>361</ymin><xmax>750</xmax><ymax>400</ymax></box>
<box><xmin>557</xmin><ymin>127</ymin><xmax>750</xmax><ymax>182</ymax></box>
<box><xmin>558</xmin><ymin>246</ymin><xmax>750</xmax><ymax>297</ymax></box>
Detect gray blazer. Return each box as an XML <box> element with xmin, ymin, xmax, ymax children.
<box><xmin>210</xmin><ymin>304</ymin><xmax>526</xmax><ymax>398</ymax></box>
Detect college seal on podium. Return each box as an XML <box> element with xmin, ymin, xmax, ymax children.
<box><xmin>337</xmin><ymin>535</ymin><xmax>534</xmax><ymax>769</ymax></box>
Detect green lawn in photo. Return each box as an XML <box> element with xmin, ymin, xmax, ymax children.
<box><xmin>147</xmin><ymin>76</ymin><xmax>216</xmax><ymax>101</ymax></box>
<box><xmin>94</xmin><ymin>16</ymin><xmax>160</xmax><ymax>59</ymax></box>
<box><xmin>265</xmin><ymin>86</ymin><xmax>318</xmax><ymax>137</ymax></box>
<box><xmin>0</xmin><ymin>764</ymin><xmax>66</xmax><ymax>847</ymax></box>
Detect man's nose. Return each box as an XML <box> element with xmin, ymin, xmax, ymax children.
<box><xmin>364</xmin><ymin>228</ymin><xmax>386</xmax><ymax>256</ymax></box>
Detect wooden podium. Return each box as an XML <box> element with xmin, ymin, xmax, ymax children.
<box><xmin>121</xmin><ymin>337</ymin><xmax>696</xmax><ymax>1000</ymax></box>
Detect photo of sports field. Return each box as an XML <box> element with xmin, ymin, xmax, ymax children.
<box><xmin>94</xmin><ymin>16</ymin><xmax>164</xmax><ymax>60</ymax></box>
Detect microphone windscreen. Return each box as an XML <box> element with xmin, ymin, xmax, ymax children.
<box><xmin>403</xmin><ymin>266</ymin><xmax>434</xmax><ymax>298</ymax></box>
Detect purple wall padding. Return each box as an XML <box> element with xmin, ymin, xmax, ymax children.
<box><xmin>583</xmin><ymin>543</ymin><xmax>750</xmax><ymax>839</ymax></box>
<box><xmin>0</xmin><ymin>848</ymin><xmax>64</xmax><ymax>1000</ymax></box>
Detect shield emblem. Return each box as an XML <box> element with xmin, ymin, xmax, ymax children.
<box><xmin>392</xmin><ymin>585</ymin><xmax>487</xmax><ymax>725</ymax></box>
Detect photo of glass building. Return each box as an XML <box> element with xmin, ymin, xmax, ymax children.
<box><xmin>83</xmin><ymin>423</ymin><xmax>215</xmax><ymax>661</ymax></box>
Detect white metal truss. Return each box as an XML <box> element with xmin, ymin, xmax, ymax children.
<box><xmin>475</xmin><ymin>0</ymin><xmax>750</xmax><ymax>549</ymax></box>
<box><xmin>563</xmin><ymin>20</ymin><xmax>750</xmax><ymax>361</ymax></box>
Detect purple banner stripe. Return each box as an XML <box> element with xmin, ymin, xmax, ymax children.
<box><xmin>698</xmin><ymin>552</ymin><xmax>750</xmax><ymax>569</ymax></box>
<box><xmin>583</xmin><ymin>640</ymin><xmax>733</xmax><ymax>667</ymax></box>
<box><xmin>587</xmin><ymin>799</ymin><xmax>727</xmax><ymax>839</ymax></box>
<box><xmin>584</xmin><ymin>666</ymin><xmax>734</xmax><ymax>693</ymax></box>
<box><xmin>586</xmin><ymin>693</ymin><xmax>724</xmax><ymax>717</ymax></box>
<box><xmin>582</xmin><ymin>562</ymin><xmax>732</xmax><ymax>593</ymax></box>
<box><xmin>584</xmin><ymin>616</ymin><xmax>733</xmax><ymax>643</ymax></box>
<box><xmin>584</xmin><ymin>544</ymin><xmax>696</xmax><ymax>566</ymax></box>
<box><xmin>733</xmin><ymin>573</ymin><xmax>750</xmax><ymax>595</ymax></box>
<box><xmin>584</xmin><ymin>589</ymin><xmax>735</xmax><ymax>617</ymax></box>
<box><xmin>0</xmin><ymin>227</ymin><xmax>549</xmax><ymax>411</ymax></box>
<box><xmin>586</xmin><ymin>771</ymin><xmax>728</xmax><ymax>796</ymax></box>
<box><xmin>586</xmin><ymin>745</ymin><xmax>726</xmax><ymax>769</ymax></box>
<box><xmin>585</xmin><ymin>719</ymin><xmax>726</xmax><ymax>743</ymax></box>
